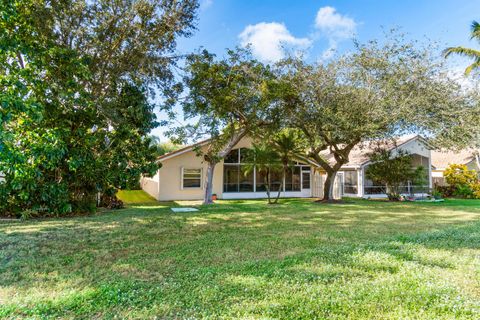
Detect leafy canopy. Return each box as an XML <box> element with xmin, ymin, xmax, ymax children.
<box><xmin>0</xmin><ymin>0</ymin><xmax>198</xmax><ymax>216</ymax></box>
<box><xmin>366</xmin><ymin>149</ymin><xmax>427</xmax><ymax>200</ymax></box>
<box><xmin>280</xmin><ymin>32</ymin><xmax>476</xmax><ymax>200</ymax></box>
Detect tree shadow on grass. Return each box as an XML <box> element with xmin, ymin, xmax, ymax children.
<box><xmin>1</xmin><ymin>200</ymin><xmax>480</xmax><ymax>318</ymax></box>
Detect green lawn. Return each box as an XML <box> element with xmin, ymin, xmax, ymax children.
<box><xmin>117</xmin><ymin>189</ymin><xmax>158</xmax><ymax>204</ymax></box>
<box><xmin>1</xmin><ymin>194</ymin><xmax>480</xmax><ymax>319</ymax></box>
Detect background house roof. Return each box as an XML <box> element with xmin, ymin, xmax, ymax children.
<box><xmin>319</xmin><ymin>135</ymin><xmax>424</xmax><ymax>167</ymax></box>
<box><xmin>431</xmin><ymin>149</ymin><xmax>476</xmax><ymax>170</ymax></box>
<box><xmin>157</xmin><ymin>134</ymin><xmax>428</xmax><ymax>167</ymax></box>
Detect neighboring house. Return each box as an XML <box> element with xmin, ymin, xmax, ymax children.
<box><xmin>141</xmin><ymin>135</ymin><xmax>432</xmax><ymax>201</ymax></box>
<box><xmin>431</xmin><ymin>149</ymin><xmax>480</xmax><ymax>186</ymax></box>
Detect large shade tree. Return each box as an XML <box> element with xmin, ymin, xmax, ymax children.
<box><xmin>281</xmin><ymin>35</ymin><xmax>476</xmax><ymax>201</ymax></box>
<box><xmin>171</xmin><ymin>48</ymin><xmax>283</xmax><ymax>204</ymax></box>
<box><xmin>0</xmin><ymin>0</ymin><xmax>198</xmax><ymax>215</ymax></box>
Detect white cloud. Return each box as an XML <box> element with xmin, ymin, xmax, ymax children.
<box><xmin>314</xmin><ymin>6</ymin><xmax>357</xmax><ymax>60</ymax></box>
<box><xmin>238</xmin><ymin>7</ymin><xmax>356</xmax><ymax>62</ymax></box>
<box><xmin>239</xmin><ymin>22</ymin><xmax>311</xmax><ymax>62</ymax></box>
<box><xmin>315</xmin><ymin>6</ymin><xmax>356</xmax><ymax>37</ymax></box>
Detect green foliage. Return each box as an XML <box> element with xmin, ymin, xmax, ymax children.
<box><xmin>0</xmin><ymin>0</ymin><xmax>198</xmax><ymax>216</ymax></box>
<box><xmin>281</xmin><ymin>31</ymin><xmax>476</xmax><ymax>200</ymax></box>
<box><xmin>171</xmin><ymin>47</ymin><xmax>284</xmax><ymax>204</ymax></box>
<box><xmin>444</xmin><ymin>21</ymin><xmax>480</xmax><ymax>75</ymax></box>
<box><xmin>444</xmin><ymin>164</ymin><xmax>480</xmax><ymax>198</ymax></box>
<box><xmin>149</xmin><ymin>136</ymin><xmax>183</xmax><ymax>156</ymax></box>
<box><xmin>444</xmin><ymin>164</ymin><xmax>477</xmax><ymax>186</ymax></box>
<box><xmin>434</xmin><ymin>185</ymin><xmax>457</xmax><ymax>198</ymax></box>
<box><xmin>366</xmin><ymin>149</ymin><xmax>426</xmax><ymax>201</ymax></box>
<box><xmin>242</xmin><ymin>144</ymin><xmax>282</xmax><ymax>204</ymax></box>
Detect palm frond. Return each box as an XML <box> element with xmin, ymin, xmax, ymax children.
<box><xmin>471</xmin><ymin>21</ymin><xmax>480</xmax><ymax>40</ymax></box>
<box><xmin>464</xmin><ymin>60</ymin><xmax>480</xmax><ymax>75</ymax></box>
<box><xmin>443</xmin><ymin>46</ymin><xmax>480</xmax><ymax>59</ymax></box>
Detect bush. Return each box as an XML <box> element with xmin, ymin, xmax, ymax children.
<box><xmin>100</xmin><ymin>194</ymin><xmax>124</xmax><ymax>210</ymax></box>
<box><xmin>444</xmin><ymin>164</ymin><xmax>477</xmax><ymax>186</ymax></box>
<box><xmin>434</xmin><ymin>185</ymin><xmax>456</xmax><ymax>198</ymax></box>
<box><xmin>470</xmin><ymin>182</ymin><xmax>480</xmax><ymax>199</ymax></box>
<box><xmin>443</xmin><ymin>164</ymin><xmax>480</xmax><ymax>199</ymax></box>
<box><xmin>455</xmin><ymin>184</ymin><xmax>475</xmax><ymax>198</ymax></box>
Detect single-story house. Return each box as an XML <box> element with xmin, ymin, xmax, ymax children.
<box><xmin>431</xmin><ymin>149</ymin><xmax>480</xmax><ymax>186</ymax></box>
<box><xmin>141</xmin><ymin>135</ymin><xmax>432</xmax><ymax>201</ymax></box>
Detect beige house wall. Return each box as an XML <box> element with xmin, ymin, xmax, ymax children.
<box><xmin>153</xmin><ymin>137</ymin><xmax>255</xmax><ymax>201</ymax></box>
<box><xmin>142</xmin><ymin>136</ymin><xmax>433</xmax><ymax>201</ymax></box>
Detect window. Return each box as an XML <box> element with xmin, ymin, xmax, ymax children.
<box><xmin>343</xmin><ymin>171</ymin><xmax>358</xmax><ymax>194</ymax></box>
<box><xmin>224</xmin><ymin>149</ymin><xmax>255</xmax><ymax>193</ymax></box>
<box><xmin>285</xmin><ymin>167</ymin><xmax>301</xmax><ymax>191</ymax></box>
<box><xmin>222</xmin><ymin>148</ymin><xmax>303</xmax><ymax>193</ymax></box>
<box><xmin>182</xmin><ymin>168</ymin><xmax>202</xmax><ymax>188</ymax></box>
<box><xmin>224</xmin><ymin>165</ymin><xmax>240</xmax><ymax>192</ymax></box>
<box><xmin>224</xmin><ymin>149</ymin><xmax>239</xmax><ymax>163</ymax></box>
<box><xmin>302</xmin><ymin>171</ymin><xmax>310</xmax><ymax>189</ymax></box>
<box><xmin>239</xmin><ymin>165</ymin><xmax>254</xmax><ymax>191</ymax></box>
<box><xmin>239</xmin><ymin>148</ymin><xmax>254</xmax><ymax>163</ymax></box>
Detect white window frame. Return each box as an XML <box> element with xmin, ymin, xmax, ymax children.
<box><xmin>181</xmin><ymin>167</ymin><xmax>203</xmax><ymax>189</ymax></box>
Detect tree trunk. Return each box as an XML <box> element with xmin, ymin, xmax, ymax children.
<box><xmin>264</xmin><ymin>175</ymin><xmax>272</xmax><ymax>204</ymax></box>
<box><xmin>202</xmin><ymin>128</ymin><xmax>248</xmax><ymax>205</ymax></box>
<box><xmin>323</xmin><ymin>170</ymin><xmax>337</xmax><ymax>201</ymax></box>
<box><xmin>273</xmin><ymin>169</ymin><xmax>285</xmax><ymax>204</ymax></box>
<box><xmin>203</xmin><ymin>161</ymin><xmax>216</xmax><ymax>205</ymax></box>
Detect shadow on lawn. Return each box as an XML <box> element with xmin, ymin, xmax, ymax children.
<box><xmin>1</xmin><ymin>199</ymin><xmax>480</xmax><ymax>318</ymax></box>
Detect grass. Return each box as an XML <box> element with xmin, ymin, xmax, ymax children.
<box><xmin>1</xmin><ymin>192</ymin><xmax>480</xmax><ymax>319</ymax></box>
<box><xmin>116</xmin><ymin>189</ymin><xmax>157</xmax><ymax>204</ymax></box>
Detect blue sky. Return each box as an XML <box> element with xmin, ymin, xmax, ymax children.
<box><xmin>152</xmin><ymin>0</ymin><xmax>480</xmax><ymax>138</ymax></box>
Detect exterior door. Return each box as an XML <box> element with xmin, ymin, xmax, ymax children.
<box><xmin>301</xmin><ymin>170</ymin><xmax>311</xmax><ymax>197</ymax></box>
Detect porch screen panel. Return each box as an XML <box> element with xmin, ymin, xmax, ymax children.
<box><xmin>239</xmin><ymin>165</ymin><xmax>254</xmax><ymax>192</ymax></box>
<box><xmin>343</xmin><ymin>171</ymin><xmax>358</xmax><ymax>194</ymax></box>
<box><xmin>285</xmin><ymin>167</ymin><xmax>301</xmax><ymax>191</ymax></box>
<box><xmin>224</xmin><ymin>165</ymin><xmax>240</xmax><ymax>192</ymax></box>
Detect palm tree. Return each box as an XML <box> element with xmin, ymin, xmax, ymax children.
<box><xmin>242</xmin><ymin>144</ymin><xmax>281</xmax><ymax>204</ymax></box>
<box><xmin>271</xmin><ymin>130</ymin><xmax>304</xmax><ymax>203</ymax></box>
<box><xmin>444</xmin><ymin>21</ymin><xmax>480</xmax><ymax>75</ymax></box>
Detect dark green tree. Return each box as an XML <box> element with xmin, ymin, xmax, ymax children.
<box><xmin>0</xmin><ymin>0</ymin><xmax>198</xmax><ymax>216</ymax></box>
<box><xmin>366</xmin><ymin>149</ymin><xmax>427</xmax><ymax>201</ymax></box>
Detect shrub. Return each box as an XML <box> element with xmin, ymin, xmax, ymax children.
<box><xmin>444</xmin><ymin>164</ymin><xmax>477</xmax><ymax>186</ymax></box>
<box><xmin>470</xmin><ymin>182</ymin><xmax>480</xmax><ymax>199</ymax></box>
<box><xmin>455</xmin><ymin>184</ymin><xmax>475</xmax><ymax>198</ymax></box>
<box><xmin>366</xmin><ymin>149</ymin><xmax>427</xmax><ymax>201</ymax></box>
<box><xmin>434</xmin><ymin>185</ymin><xmax>456</xmax><ymax>198</ymax></box>
<box><xmin>443</xmin><ymin>164</ymin><xmax>480</xmax><ymax>199</ymax></box>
